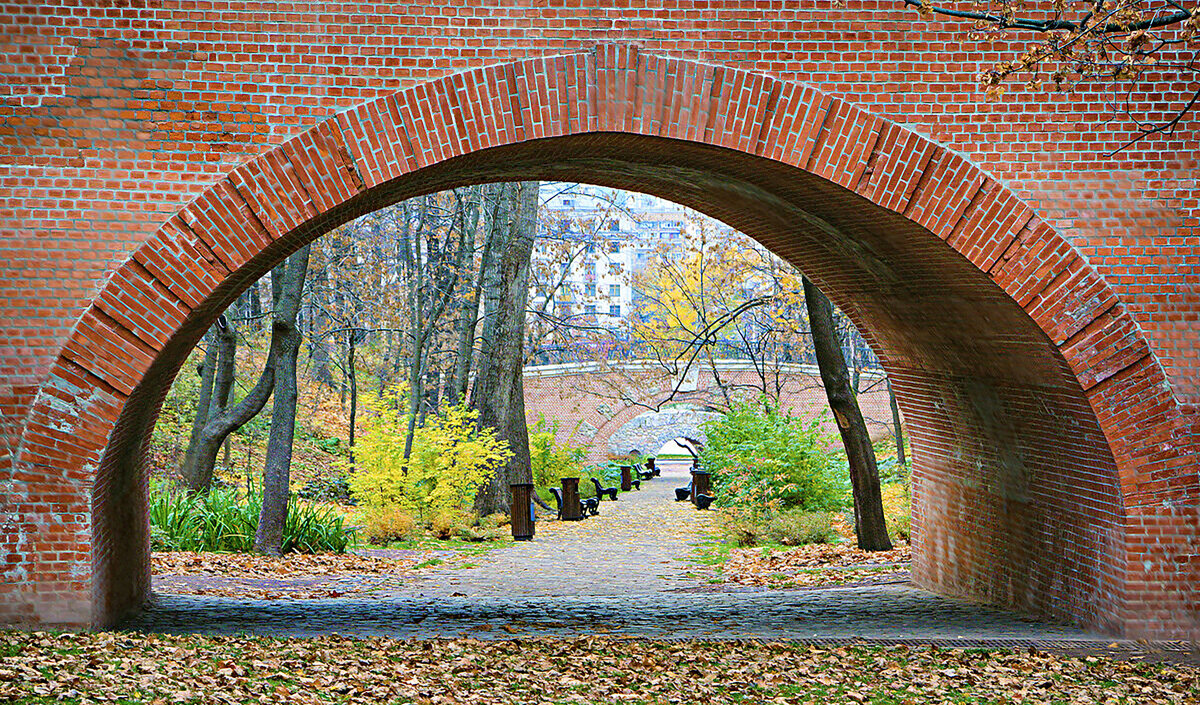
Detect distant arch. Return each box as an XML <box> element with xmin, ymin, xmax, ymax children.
<box><xmin>606</xmin><ymin>408</ymin><xmax>721</xmax><ymax>458</ymax></box>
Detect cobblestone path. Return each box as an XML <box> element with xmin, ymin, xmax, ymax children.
<box><xmin>127</xmin><ymin>462</ymin><xmax>1117</xmax><ymax>646</ymax></box>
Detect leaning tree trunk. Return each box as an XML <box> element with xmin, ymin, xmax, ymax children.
<box><xmin>887</xmin><ymin>377</ymin><xmax>906</xmax><ymax>467</ymax></box>
<box><xmin>180</xmin><ymin>306</ymin><xmax>265</xmax><ymax>494</ymax></box>
<box><xmin>472</xmin><ymin>181</ymin><xmax>537</xmax><ymax>516</ymax></box>
<box><xmin>254</xmin><ymin>245</ymin><xmax>311</xmax><ymax>555</ymax></box>
<box><xmin>181</xmin><ymin>330</ymin><xmax>279</xmax><ymax>495</ymax></box>
<box><xmin>803</xmin><ymin>276</ymin><xmax>892</xmax><ymax>551</ymax></box>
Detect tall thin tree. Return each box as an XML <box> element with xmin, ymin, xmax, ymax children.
<box><xmin>803</xmin><ymin>276</ymin><xmax>892</xmax><ymax>551</ymax></box>
<box><xmin>255</xmin><ymin>245</ymin><xmax>312</xmax><ymax>555</ymax></box>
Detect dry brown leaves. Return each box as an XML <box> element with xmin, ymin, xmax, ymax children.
<box><xmin>722</xmin><ymin>542</ymin><xmax>912</xmax><ymax>589</ymax></box>
<box><xmin>1</xmin><ymin>631</ymin><xmax>1195</xmax><ymax>704</ymax></box>
<box><xmin>151</xmin><ymin>551</ymin><xmax>452</xmax><ymax>600</ymax></box>
<box><xmin>153</xmin><ymin>551</ymin><xmax>415</xmax><ymax>578</ymax></box>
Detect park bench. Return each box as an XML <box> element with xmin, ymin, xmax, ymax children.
<box><xmin>674</xmin><ymin>480</ymin><xmax>691</xmax><ymax>502</ymax></box>
<box><xmin>550</xmin><ymin>487</ymin><xmax>600</xmax><ymax>519</ymax></box>
<box><xmin>693</xmin><ymin>493</ymin><xmax>715</xmax><ymax>510</ymax></box>
<box><xmin>636</xmin><ymin>464</ymin><xmax>654</xmax><ymax>481</ymax></box>
<box><xmin>549</xmin><ymin>487</ymin><xmax>565</xmax><ymax>519</ymax></box>
<box><xmin>591</xmin><ymin>477</ymin><xmax>619</xmax><ymax>501</ymax></box>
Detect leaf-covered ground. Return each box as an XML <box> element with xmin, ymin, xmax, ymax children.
<box><xmin>1</xmin><ymin>632</ymin><xmax>1195</xmax><ymax>704</ymax></box>
<box><xmin>152</xmin><ymin>551</ymin><xmax>470</xmax><ymax>600</ymax></box>
<box><xmin>719</xmin><ymin>543</ymin><xmax>912</xmax><ymax>589</ymax></box>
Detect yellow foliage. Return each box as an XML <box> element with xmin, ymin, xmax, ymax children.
<box><xmin>881</xmin><ymin>482</ymin><xmax>911</xmax><ymax>541</ymax></box>
<box><xmin>349</xmin><ymin>392</ymin><xmax>512</xmax><ymax>520</ymax></box>
<box><xmin>361</xmin><ymin>507</ymin><xmax>418</xmax><ymax>545</ymax></box>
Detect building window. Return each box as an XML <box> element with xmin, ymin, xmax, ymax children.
<box><xmin>585</xmin><ymin>283</ymin><xmax>596</xmax><ymax>297</ymax></box>
<box><xmin>609</xmin><ymin>304</ymin><xmax>621</xmax><ymax>317</ymax></box>
<box><xmin>609</xmin><ymin>241</ymin><xmax>620</xmax><ymax>253</ymax></box>
<box><xmin>608</xmin><ymin>219</ymin><xmax>619</xmax><ymax>231</ymax></box>
<box><xmin>585</xmin><ymin>304</ymin><xmax>597</xmax><ymax>315</ymax></box>
<box><xmin>609</xmin><ymin>284</ymin><xmax>620</xmax><ymax>297</ymax></box>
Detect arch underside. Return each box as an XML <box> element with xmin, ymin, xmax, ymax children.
<box><xmin>83</xmin><ymin>131</ymin><xmax>1127</xmax><ymax>633</ymax></box>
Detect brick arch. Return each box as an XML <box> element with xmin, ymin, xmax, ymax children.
<box><xmin>603</xmin><ymin>408</ymin><xmax>721</xmax><ymax>459</ymax></box>
<box><xmin>12</xmin><ymin>46</ymin><xmax>1195</xmax><ymax>638</ymax></box>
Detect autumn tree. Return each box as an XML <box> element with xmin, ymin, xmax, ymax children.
<box><xmin>472</xmin><ymin>181</ymin><xmax>539</xmax><ymax>516</ymax></box>
<box><xmin>905</xmin><ymin>0</ymin><xmax>1199</xmax><ymax>149</ymax></box>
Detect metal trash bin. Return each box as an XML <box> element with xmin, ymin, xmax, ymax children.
<box><xmin>510</xmin><ymin>483</ymin><xmax>535</xmax><ymax>540</ymax></box>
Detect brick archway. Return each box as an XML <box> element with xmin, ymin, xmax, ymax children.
<box><xmin>10</xmin><ymin>47</ymin><xmax>1196</xmax><ymax>638</ymax></box>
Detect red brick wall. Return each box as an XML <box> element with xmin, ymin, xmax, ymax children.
<box><xmin>1</xmin><ymin>4</ymin><xmax>1196</xmax><ymax>638</ymax></box>
<box><xmin>523</xmin><ymin>362</ymin><xmax>897</xmax><ymax>463</ymax></box>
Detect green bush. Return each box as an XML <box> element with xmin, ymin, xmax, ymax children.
<box><xmin>529</xmin><ymin>416</ymin><xmax>589</xmax><ymax>489</ymax></box>
<box><xmin>699</xmin><ymin>401</ymin><xmax>848</xmax><ymax>512</ymax></box>
<box><xmin>297</xmin><ymin>476</ymin><xmax>353</xmax><ymax>504</ymax></box>
<box><xmin>149</xmin><ymin>481</ymin><xmax>355</xmax><ymax>553</ymax></box>
<box><xmin>764</xmin><ymin>510</ymin><xmax>840</xmax><ymax>546</ymax></box>
<box><xmin>716</xmin><ymin>508</ymin><xmax>839</xmax><ymax>547</ymax></box>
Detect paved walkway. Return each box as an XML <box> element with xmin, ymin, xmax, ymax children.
<box><xmin>127</xmin><ymin>462</ymin><xmax>1127</xmax><ymax>646</ymax></box>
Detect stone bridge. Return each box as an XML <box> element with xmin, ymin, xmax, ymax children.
<box><xmin>523</xmin><ymin>360</ymin><xmax>895</xmax><ymax>463</ymax></box>
<box><xmin>1</xmin><ymin>2</ymin><xmax>1197</xmax><ymax>639</ymax></box>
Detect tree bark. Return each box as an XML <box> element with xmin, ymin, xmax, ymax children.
<box><xmin>347</xmin><ymin>328</ymin><xmax>358</xmax><ymax>463</ymax></box>
<box><xmin>472</xmin><ymin>181</ymin><xmax>537</xmax><ymax>516</ymax></box>
<box><xmin>181</xmin><ymin>335</ymin><xmax>279</xmax><ymax>494</ymax></box>
<box><xmin>255</xmin><ymin>245</ymin><xmax>312</xmax><ymax>555</ymax></box>
<box><xmin>179</xmin><ymin>310</ymin><xmax>243</xmax><ymax>492</ymax></box>
<box><xmin>180</xmin><ymin>325</ymin><xmax>219</xmax><ymax>482</ymax></box>
<box><xmin>803</xmin><ymin>276</ymin><xmax>892</xmax><ymax>551</ymax></box>
<box><xmin>887</xmin><ymin>377</ymin><xmax>906</xmax><ymax>467</ymax></box>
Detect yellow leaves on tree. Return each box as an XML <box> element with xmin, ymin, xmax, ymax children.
<box><xmin>349</xmin><ymin>393</ymin><xmax>512</xmax><ymax>519</ymax></box>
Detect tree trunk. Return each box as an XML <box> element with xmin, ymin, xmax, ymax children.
<box><xmin>179</xmin><ymin>311</ymin><xmax>244</xmax><ymax>492</ymax></box>
<box><xmin>181</xmin><ymin>340</ymin><xmax>279</xmax><ymax>495</ymax></box>
<box><xmin>803</xmin><ymin>276</ymin><xmax>892</xmax><ymax>551</ymax></box>
<box><xmin>445</xmin><ymin>186</ymin><xmax>487</xmax><ymax>407</ymax></box>
<box><xmin>472</xmin><ymin>181</ymin><xmax>537</xmax><ymax>516</ymax></box>
<box><xmin>255</xmin><ymin>245</ymin><xmax>311</xmax><ymax>555</ymax></box>
<box><xmin>887</xmin><ymin>377</ymin><xmax>906</xmax><ymax>467</ymax></box>
<box><xmin>347</xmin><ymin>328</ymin><xmax>358</xmax><ymax>463</ymax></box>
<box><xmin>180</xmin><ymin>325</ymin><xmax>219</xmax><ymax>482</ymax></box>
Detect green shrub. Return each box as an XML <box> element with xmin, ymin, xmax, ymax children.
<box><xmin>716</xmin><ymin>508</ymin><xmax>763</xmax><ymax>547</ymax></box>
<box><xmin>763</xmin><ymin>510</ymin><xmax>839</xmax><ymax>546</ymax></box>
<box><xmin>716</xmin><ymin>507</ymin><xmax>839</xmax><ymax>547</ymax></box>
<box><xmin>700</xmin><ymin>401</ymin><xmax>848</xmax><ymax>512</ymax></box>
<box><xmin>297</xmin><ymin>476</ymin><xmax>353</xmax><ymax>504</ymax></box>
<box><xmin>149</xmin><ymin>480</ymin><xmax>354</xmax><ymax>553</ymax></box>
<box><xmin>529</xmin><ymin>416</ymin><xmax>589</xmax><ymax>489</ymax></box>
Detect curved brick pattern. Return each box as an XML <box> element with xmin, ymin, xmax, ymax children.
<box><xmin>0</xmin><ymin>24</ymin><xmax>1196</xmax><ymax>640</ymax></box>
